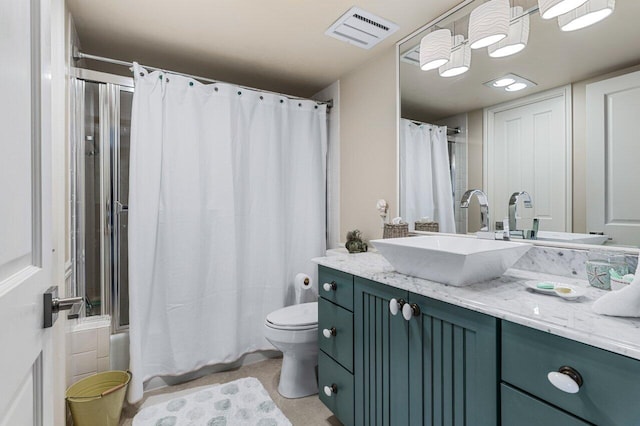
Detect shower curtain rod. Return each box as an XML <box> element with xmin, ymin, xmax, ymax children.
<box><xmin>410</xmin><ymin>120</ymin><xmax>461</xmax><ymax>135</ymax></box>
<box><xmin>73</xmin><ymin>50</ymin><xmax>333</xmax><ymax>109</ymax></box>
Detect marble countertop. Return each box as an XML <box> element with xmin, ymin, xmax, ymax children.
<box><xmin>313</xmin><ymin>251</ymin><xmax>640</xmax><ymax>361</ymax></box>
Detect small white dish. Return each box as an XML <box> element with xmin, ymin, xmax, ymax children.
<box><xmin>526</xmin><ymin>281</ymin><xmax>586</xmax><ymax>301</ymax></box>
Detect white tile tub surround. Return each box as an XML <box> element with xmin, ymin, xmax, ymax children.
<box><xmin>314</xmin><ymin>251</ymin><xmax>640</xmax><ymax>360</ymax></box>
<box><xmin>66</xmin><ymin>316</ymin><xmax>111</xmax><ymax>386</ymax></box>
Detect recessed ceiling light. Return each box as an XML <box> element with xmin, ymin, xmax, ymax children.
<box><xmin>484</xmin><ymin>74</ymin><xmax>537</xmax><ymax>92</ymax></box>
<box><xmin>493</xmin><ymin>78</ymin><xmax>516</xmax><ymax>87</ymax></box>
<box><xmin>506</xmin><ymin>82</ymin><xmax>528</xmax><ymax>91</ymax></box>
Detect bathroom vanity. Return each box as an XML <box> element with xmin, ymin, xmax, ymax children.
<box><xmin>315</xmin><ymin>252</ymin><xmax>640</xmax><ymax>426</ymax></box>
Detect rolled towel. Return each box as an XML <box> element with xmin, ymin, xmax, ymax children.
<box><xmin>593</xmin><ymin>260</ymin><xmax>640</xmax><ymax>317</ymax></box>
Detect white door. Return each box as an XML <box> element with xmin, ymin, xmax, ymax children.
<box><xmin>484</xmin><ymin>86</ymin><xmax>572</xmax><ymax>232</ymax></box>
<box><xmin>586</xmin><ymin>71</ymin><xmax>640</xmax><ymax>247</ymax></box>
<box><xmin>0</xmin><ymin>0</ymin><xmax>55</xmax><ymax>424</ymax></box>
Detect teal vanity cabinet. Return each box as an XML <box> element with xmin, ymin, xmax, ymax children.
<box><xmin>353</xmin><ymin>277</ymin><xmax>410</xmax><ymax>426</ymax></box>
<box><xmin>319</xmin><ymin>264</ymin><xmax>640</xmax><ymax>426</ymax></box>
<box><xmin>318</xmin><ymin>266</ymin><xmax>355</xmax><ymax>426</ymax></box>
<box><xmin>501</xmin><ymin>321</ymin><xmax>640</xmax><ymax>426</ymax></box>
<box><xmin>354</xmin><ymin>277</ymin><xmax>498</xmax><ymax>426</ymax></box>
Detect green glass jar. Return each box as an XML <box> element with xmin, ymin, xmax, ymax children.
<box><xmin>586</xmin><ymin>250</ymin><xmax>628</xmax><ymax>290</ymax></box>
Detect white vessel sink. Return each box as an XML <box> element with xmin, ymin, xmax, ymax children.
<box><xmin>371</xmin><ymin>236</ymin><xmax>532</xmax><ymax>287</ymax></box>
<box><xmin>536</xmin><ymin>231</ymin><xmax>608</xmax><ymax>245</ymax></box>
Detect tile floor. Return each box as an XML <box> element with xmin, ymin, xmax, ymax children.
<box><xmin>119</xmin><ymin>358</ymin><xmax>341</xmax><ymax>425</ymax></box>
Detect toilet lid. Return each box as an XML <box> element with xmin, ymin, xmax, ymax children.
<box><xmin>266</xmin><ymin>302</ymin><xmax>317</xmax><ymax>328</ymax></box>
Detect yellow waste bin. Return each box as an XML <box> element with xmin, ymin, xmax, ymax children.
<box><xmin>66</xmin><ymin>370</ymin><xmax>131</xmax><ymax>426</ymax></box>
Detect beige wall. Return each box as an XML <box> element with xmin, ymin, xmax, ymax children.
<box><xmin>466</xmin><ymin>108</ymin><xmax>483</xmax><ymax>232</ymax></box>
<box><xmin>339</xmin><ymin>47</ymin><xmax>397</xmax><ymax>243</ymax></box>
<box><xmin>572</xmin><ymin>63</ymin><xmax>640</xmax><ymax>233</ymax></box>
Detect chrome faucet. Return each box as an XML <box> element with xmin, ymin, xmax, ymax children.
<box><xmin>508</xmin><ymin>191</ymin><xmax>533</xmax><ymax>234</ymax></box>
<box><xmin>461</xmin><ymin>189</ymin><xmax>490</xmax><ymax>231</ymax></box>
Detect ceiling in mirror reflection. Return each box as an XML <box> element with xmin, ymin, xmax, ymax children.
<box><xmin>400</xmin><ymin>0</ymin><xmax>639</xmax><ymax>121</ymax></box>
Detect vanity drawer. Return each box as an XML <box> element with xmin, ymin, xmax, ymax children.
<box><xmin>319</xmin><ymin>350</ymin><xmax>354</xmax><ymax>426</ymax></box>
<box><xmin>319</xmin><ymin>297</ymin><xmax>354</xmax><ymax>372</ymax></box>
<box><xmin>319</xmin><ymin>265</ymin><xmax>354</xmax><ymax>311</ymax></box>
<box><xmin>501</xmin><ymin>384</ymin><xmax>590</xmax><ymax>426</ymax></box>
<box><xmin>502</xmin><ymin>321</ymin><xmax>640</xmax><ymax>426</ymax></box>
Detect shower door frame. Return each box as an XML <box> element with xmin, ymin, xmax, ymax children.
<box><xmin>70</xmin><ymin>67</ymin><xmax>133</xmax><ymax>333</ymax></box>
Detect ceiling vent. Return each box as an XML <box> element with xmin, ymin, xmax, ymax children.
<box><xmin>400</xmin><ymin>45</ymin><xmax>421</xmax><ymax>66</ymax></box>
<box><xmin>325</xmin><ymin>7</ymin><xmax>399</xmax><ymax>50</ymax></box>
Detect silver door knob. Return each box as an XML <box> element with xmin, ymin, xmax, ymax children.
<box><xmin>44</xmin><ymin>286</ymin><xmax>84</xmax><ymax>328</ymax></box>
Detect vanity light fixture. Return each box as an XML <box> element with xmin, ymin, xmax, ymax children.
<box><xmin>420</xmin><ymin>29</ymin><xmax>452</xmax><ymax>71</ymax></box>
<box><xmin>484</xmin><ymin>73</ymin><xmax>537</xmax><ymax>92</ymax></box>
<box><xmin>538</xmin><ymin>0</ymin><xmax>588</xmax><ymax>19</ymax></box>
<box><xmin>468</xmin><ymin>0</ymin><xmax>510</xmax><ymax>49</ymax></box>
<box><xmin>439</xmin><ymin>35</ymin><xmax>471</xmax><ymax>77</ymax></box>
<box><xmin>558</xmin><ymin>0</ymin><xmax>615</xmax><ymax>32</ymax></box>
<box><xmin>488</xmin><ymin>7</ymin><xmax>530</xmax><ymax>58</ymax></box>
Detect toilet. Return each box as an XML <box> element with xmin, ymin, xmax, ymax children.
<box><xmin>264</xmin><ymin>301</ymin><xmax>318</xmax><ymax>398</ymax></box>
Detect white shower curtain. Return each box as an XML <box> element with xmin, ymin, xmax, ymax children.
<box><xmin>400</xmin><ymin>119</ymin><xmax>456</xmax><ymax>233</ymax></box>
<box><xmin>127</xmin><ymin>64</ymin><xmax>327</xmax><ymax>403</ymax></box>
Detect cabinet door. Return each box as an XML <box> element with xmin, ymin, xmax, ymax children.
<box><xmin>354</xmin><ymin>278</ymin><xmax>409</xmax><ymax>426</ymax></box>
<box><xmin>408</xmin><ymin>293</ymin><xmax>498</xmax><ymax>426</ymax></box>
<box><xmin>501</xmin><ymin>384</ymin><xmax>590</xmax><ymax>426</ymax></box>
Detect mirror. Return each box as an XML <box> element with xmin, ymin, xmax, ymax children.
<box><xmin>398</xmin><ymin>0</ymin><xmax>640</xmax><ymax>248</ymax></box>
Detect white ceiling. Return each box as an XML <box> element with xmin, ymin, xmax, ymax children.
<box><xmin>67</xmin><ymin>0</ymin><xmax>465</xmax><ymax>97</ymax></box>
<box><xmin>400</xmin><ymin>0</ymin><xmax>640</xmax><ymax>121</ymax></box>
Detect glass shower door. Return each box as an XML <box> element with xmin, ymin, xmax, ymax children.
<box><xmin>71</xmin><ymin>75</ymin><xmax>133</xmax><ymax>330</ymax></box>
<box><xmin>114</xmin><ymin>89</ymin><xmax>132</xmax><ymax>328</ymax></box>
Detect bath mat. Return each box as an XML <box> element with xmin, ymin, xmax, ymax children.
<box><xmin>132</xmin><ymin>377</ymin><xmax>291</xmax><ymax>426</ymax></box>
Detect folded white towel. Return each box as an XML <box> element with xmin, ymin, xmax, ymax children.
<box><xmin>593</xmin><ymin>259</ymin><xmax>640</xmax><ymax>317</ymax></box>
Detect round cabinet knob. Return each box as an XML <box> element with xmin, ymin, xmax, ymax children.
<box><xmin>322</xmin><ymin>327</ymin><xmax>337</xmax><ymax>338</ymax></box>
<box><xmin>323</xmin><ymin>281</ymin><xmax>337</xmax><ymax>292</ymax></box>
<box><xmin>389</xmin><ymin>298</ymin><xmax>406</xmax><ymax>316</ymax></box>
<box><xmin>547</xmin><ymin>366</ymin><xmax>583</xmax><ymax>394</ymax></box>
<box><xmin>323</xmin><ymin>384</ymin><xmax>338</xmax><ymax>397</ymax></box>
<box><xmin>402</xmin><ymin>303</ymin><xmax>421</xmax><ymax>321</ymax></box>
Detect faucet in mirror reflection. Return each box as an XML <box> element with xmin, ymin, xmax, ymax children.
<box><xmin>508</xmin><ymin>191</ymin><xmax>536</xmax><ymax>239</ymax></box>
<box><xmin>460</xmin><ymin>189</ymin><xmax>490</xmax><ymax>231</ymax></box>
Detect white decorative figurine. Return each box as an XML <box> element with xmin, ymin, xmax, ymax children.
<box><xmin>376</xmin><ymin>199</ymin><xmax>389</xmax><ymax>226</ymax></box>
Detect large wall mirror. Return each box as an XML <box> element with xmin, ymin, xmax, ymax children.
<box><xmin>398</xmin><ymin>0</ymin><xmax>640</xmax><ymax>249</ymax></box>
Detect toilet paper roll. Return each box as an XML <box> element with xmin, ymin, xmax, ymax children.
<box><xmin>294</xmin><ymin>273</ymin><xmax>317</xmax><ymax>304</ymax></box>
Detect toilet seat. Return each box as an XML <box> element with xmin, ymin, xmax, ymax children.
<box><xmin>265</xmin><ymin>322</ymin><xmax>317</xmax><ymax>331</ymax></box>
<box><xmin>265</xmin><ymin>302</ymin><xmax>317</xmax><ymax>330</ymax></box>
